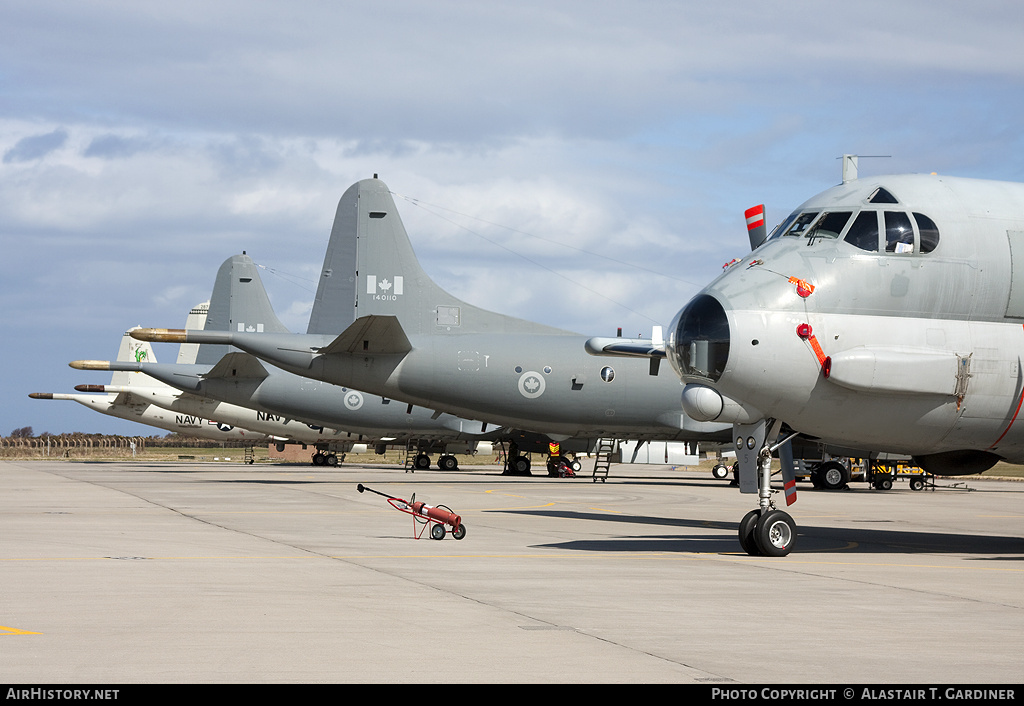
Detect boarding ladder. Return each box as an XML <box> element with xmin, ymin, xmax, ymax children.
<box><xmin>591</xmin><ymin>438</ymin><xmax>618</xmax><ymax>483</ymax></box>
<box><xmin>403</xmin><ymin>441</ymin><xmax>417</xmax><ymax>473</ymax></box>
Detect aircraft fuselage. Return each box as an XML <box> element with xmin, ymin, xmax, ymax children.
<box><xmin>224</xmin><ymin>329</ymin><xmax>730</xmax><ymax>441</ymax></box>
<box><xmin>669</xmin><ymin>174</ymin><xmax>1024</xmax><ymax>472</ymax></box>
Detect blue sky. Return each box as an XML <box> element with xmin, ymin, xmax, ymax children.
<box><xmin>4</xmin><ymin>0</ymin><xmax>1024</xmax><ymax>436</ymax></box>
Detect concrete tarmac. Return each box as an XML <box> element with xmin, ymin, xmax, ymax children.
<box><xmin>1</xmin><ymin>459</ymin><xmax>1022</xmax><ymax>684</ymax></box>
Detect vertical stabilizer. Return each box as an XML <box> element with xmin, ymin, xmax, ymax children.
<box><xmin>112</xmin><ymin>328</ymin><xmax>157</xmax><ymax>387</ymax></box>
<box><xmin>341</xmin><ymin>178</ymin><xmax>572</xmax><ymax>336</ymax></box>
<box><xmin>197</xmin><ymin>253</ymin><xmax>291</xmax><ymax>364</ymax></box>
<box><xmin>308</xmin><ymin>189</ymin><xmax>358</xmax><ymax>335</ymax></box>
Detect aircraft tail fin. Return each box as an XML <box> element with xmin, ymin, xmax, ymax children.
<box><xmin>176</xmin><ymin>301</ymin><xmax>210</xmax><ymax>364</ymax></box>
<box><xmin>330</xmin><ymin>178</ymin><xmax>573</xmax><ymax>336</ymax></box>
<box><xmin>308</xmin><ymin>191</ymin><xmax>358</xmax><ymax>335</ymax></box>
<box><xmin>111</xmin><ymin>328</ymin><xmax>157</xmax><ymax>388</ymax></box>
<box><xmin>197</xmin><ymin>252</ymin><xmax>292</xmax><ymax>365</ymax></box>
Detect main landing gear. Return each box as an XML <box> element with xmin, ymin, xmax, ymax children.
<box><xmin>311</xmin><ymin>450</ymin><xmax>341</xmax><ymax>466</ymax></box>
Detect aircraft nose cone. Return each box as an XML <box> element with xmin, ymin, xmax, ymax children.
<box><xmin>668</xmin><ymin>294</ymin><xmax>731</xmax><ymax>383</ymax></box>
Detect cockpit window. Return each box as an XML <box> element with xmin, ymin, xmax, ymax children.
<box><xmin>766</xmin><ymin>211</ymin><xmax>799</xmax><ymax>241</ymax></box>
<box><xmin>913</xmin><ymin>212</ymin><xmax>940</xmax><ymax>253</ymax></box>
<box><xmin>806</xmin><ymin>211</ymin><xmax>852</xmax><ymax>240</ymax></box>
<box><xmin>783</xmin><ymin>212</ymin><xmax>820</xmax><ymax>237</ymax></box>
<box><xmin>844</xmin><ymin>211</ymin><xmax>880</xmax><ymax>252</ymax></box>
<box><xmin>885</xmin><ymin>211</ymin><xmax>914</xmax><ymax>253</ymax></box>
<box><xmin>868</xmin><ymin>187</ymin><xmax>899</xmax><ymax>204</ymax></box>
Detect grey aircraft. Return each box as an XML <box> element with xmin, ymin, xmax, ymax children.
<box><xmin>32</xmin><ymin>329</ymin><xmax>269</xmax><ymax>444</ymax></box>
<box><xmin>72</xmin><ymin>253</ymin><xmax>496</xmax><ymax>469</ymax></box>
<box><xmin>597</xmin><ymin>168</ymin><xmax>1024</xmax><ymax>555</ymax></box>
<box><xmin>131</xmin><ymin>177</ymin><xmax>732</xmax><ymax>471</ymax></box>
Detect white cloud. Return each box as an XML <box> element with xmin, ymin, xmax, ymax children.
<box><xmin>6</xmin><ymin>0</ymin><xmax>1024</xmax><ymax>434</ymax></box>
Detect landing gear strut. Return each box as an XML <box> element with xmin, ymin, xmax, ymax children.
<box><xmin>733</xmin><ymin>420</ymin><xmax>797</xmax><ymax>557</ymax></box>
<box><xmin>502</xmin><ymin>441</ymin><xmax>532</xmax><ymax>476</ymax></box>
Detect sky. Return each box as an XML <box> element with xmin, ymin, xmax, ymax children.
<box><xmin>4</xmin><ymin>0</ymin><xmax>1024</xmax><ymax>436</ymax></box>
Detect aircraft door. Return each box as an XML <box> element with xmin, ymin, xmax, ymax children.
<box><xmin>1004</xmin><ymin>230</ymin><xmax>1024</xmax><ymax>318</ymax></box>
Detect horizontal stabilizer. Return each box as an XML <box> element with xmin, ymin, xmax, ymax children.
<box><xmin>203</xmin><ymin>352</ymin><xmax>271</xmax><ymax>380</ymax></box>
<box><xmin>318</xmin><ymin>315</ymin><xmax>412</xmax><ymax>356</ymax></box>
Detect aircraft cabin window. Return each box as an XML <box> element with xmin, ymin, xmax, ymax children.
<box><xmin>885</xmin><ymin>211</ymin><xmax>914</xmax><ymax>253</ymax></box>
<box><xmin>784</xmin><ymin>212</ymin><xmax>820</xmax><ymax>237</ymax></box>
<box><xmin>913</xmin><ymin>212</ymin><xmax>940</xmax><ymax>253</ymax></box>
<box><xmin>806</xmin><ymin>211</ymin><xmax>852</xmax><ymax>240</ymax></box>
<box><xmin>868</xmin><ymin>187</ymin><xmax>899</xmax><ymax>204</ymax></box>
<box><xmin>844</xmin><ymin>211</ymin><xmax>880</xmax><ymax>251</ymax></box>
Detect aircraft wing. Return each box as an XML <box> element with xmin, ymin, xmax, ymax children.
<box><xmin>317</xmin><ymin>315</ymin><xmax>412</xmax><ymax>356</ymax></box>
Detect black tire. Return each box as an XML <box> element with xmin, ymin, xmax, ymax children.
<box><xmin>754</xmin><ymin>510</ymin><xmax>796</xmax><ymax>557</ymax></box>
<box><xmin>817</xmin><ymin>461</ymin><xmax>850</xmax><ymax>490</ymax></box>
<box><xmin>439</xmin><ymin>455</ymin><xmax>458</xmax><ymax>471</ymax></box>
<box><xmin>513</xmin><ymin>456</ymin><xmax>531</xmax><ymax>475</ymax></box>
<box><xmin>312</xmin><ymin>453</ymin><xmax>325</xmax><ymax>466</ymax></box>
<box><xmin>452</xmin><ymin>524</ymin><xmax>466</xmax><ymax>540</ymax></box>
<box><xmin>326</xmin><ymin>454</ymin><xmax>338</xmax><ymax>466</ymax></box>
<box><xmin>414</xmin><ymin>453</ymin><xmax>431</xmax><ymax>470</ymax></box>
<box><xmin>739</xmin><ymin>509</ymin><xmax>762</xmax><ymax>556</ymax></box>
<box><xmin>879</xmin><ymin>478</ymin><xmax>892</xmax><ymax>491</ymax></box>
<box><xmin>910</xmin><ymin>477</ymin><xmax>925</xmax><ymax>491</ymax></box>
<box><xmin>712</xmin><ymin>464</ymin><xmax>730</xmax><ymax>480</ymax></box>
<box><xmin>430</xmin><ymin>523</ymin><xmax>446</xmax><ymax>540</ymax></box>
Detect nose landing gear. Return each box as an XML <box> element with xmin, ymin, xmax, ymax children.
<box><xmin>734</xmin><ymin>420</ymin><xmax>798</xmax><ymax>557</ymax></box>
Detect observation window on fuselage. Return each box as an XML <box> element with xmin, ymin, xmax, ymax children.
<box><xmin>806</xmin><ymin>211</ymin><xmax>852</xmax><ymax>240</ymax></box>
<box><xmin>844</xmin><ymin>211</ymin><xmax>880</xmax><ymax>251</ymax></box>
<box><xmin>868</xmin><ymin>187</ymin><xmax>899</xmax><ymax>204</ymax></box>
<box><xmin>913</xmin><ymin>212</ymin><xmax>940</xmax><ymax>253</ymax></box>
<box><xmin>842</xmin><ymin>209</ymin><xmax>940</xmax><ymax>255</ymax></box>
<box><xmin>885</xmin><ymin>211</ymin><xmax>914</xmax><ymax>253</ymax></box>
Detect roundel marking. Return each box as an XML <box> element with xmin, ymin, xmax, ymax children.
<box><xmin>518</xmin><ymin>371</ymin><xmax>546</xmax><ymax>399</ymax></box>
<box><xmin>344</xmin><ymin>390</ymin><xmax>364</xmax><ymax>410</ymax></box>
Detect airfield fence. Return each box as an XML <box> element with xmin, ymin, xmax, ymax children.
<box><xmin>0</xmin><ymin>434</ymin><xmax>269</xmax><ymax>459</ymax></box>
<box><xmin>0</xmin><ymin>434</ymin><xmax>149</xmax><ymax>458</ymax></box>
